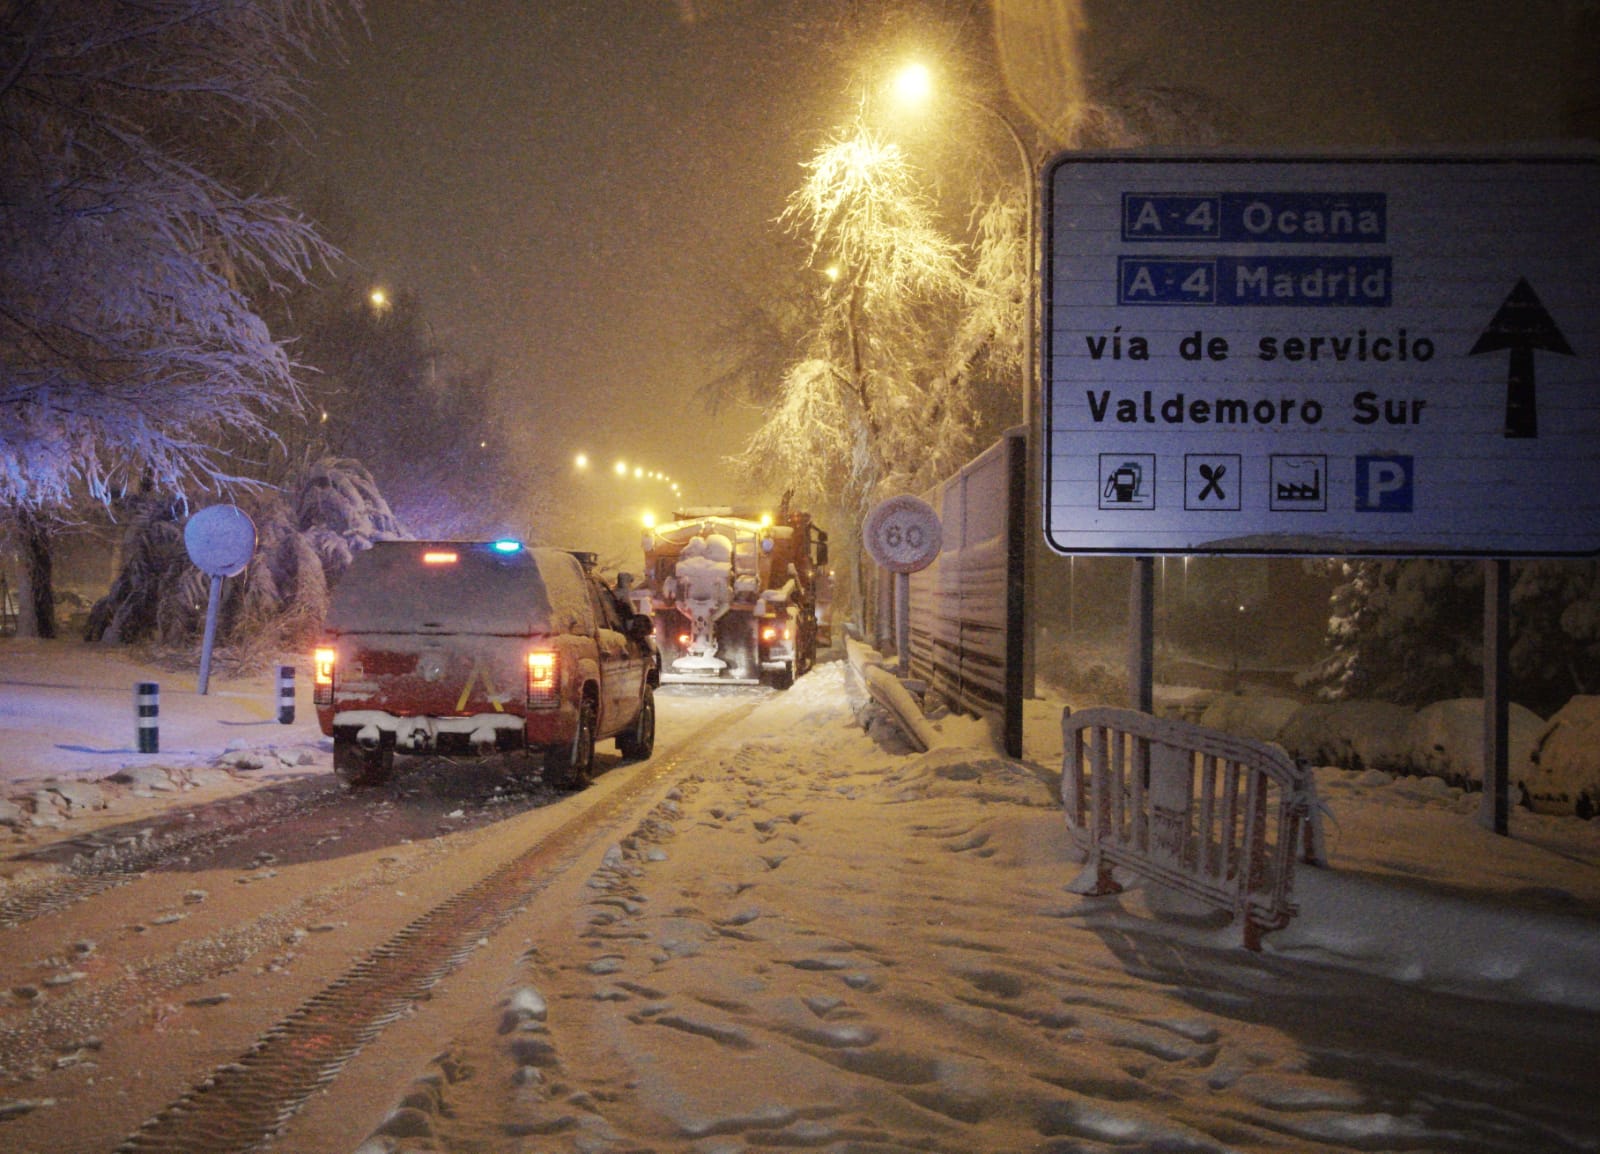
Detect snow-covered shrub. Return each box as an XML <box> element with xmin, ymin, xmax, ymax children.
<box><xmin>295</xmin><ymin>457</ymin><xmax>406</xmax><ymax>585</ymax></box>
<box><xmin>1034</xmin><ymin>631</ymin><xmax>1128</xmax><ymax>703</ymax></box>
<box><xmin>85</xmin><ymin>459</ymin><xmax>406</xmax><ymax>670</ymax></box>
<box><xmin>1402</xmin><ymin>699</ymin><xmax>1544</xmax><ymax>792</ymax></box>
<box><xmin>1276</xmin><ymin>700</ymin><xmax>1413</xmax><ymax>773</ymax></box>
<box><xmin>1308</xmin><ymin>559</ymin><xmax>1599</xmax><ymax>717</ymax></box>
<box><xmin>220</xmin><ymin>490</ymin><xmax>331</xmax><ymax>662</ymax></box>
<box><xmin>1527</xmin><ymin>697</ymin><xmax>1600</xmax><ymax>818</ymax></box>
<box><xmin>1197</xmin><ymin>693</ymin><xmax>1301</xmax><ymax>744</ymax></box>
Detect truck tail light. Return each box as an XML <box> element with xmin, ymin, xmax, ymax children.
<box><xmin>761</xmin><ymin>625</ymin><xmax>788</xmax><ymax>642</ymax></box>
<box><xmin>313</xmin><ymin>647</ymin><xmax>335</xmax><ymax>706</ymax></box>
<box><xmin>527</xmin><ymin>650</ymin><xmax>559</xmax><ymax>709</ymax></box>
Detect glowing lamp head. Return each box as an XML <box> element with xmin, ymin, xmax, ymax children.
<box><xmin>892</xmin><ymin>61</ymin><xmax>933</xmax><ymax>106</ymax></box>
<box><xmin>491</xmin><ymin>538</ymin><xmax>522</xmax><ymax>554</ymax></box>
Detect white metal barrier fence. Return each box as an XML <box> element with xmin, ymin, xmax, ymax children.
<box><xmin>1062</xmin><ymin>706</ymin><xmax>1323</xmax><ymax>950</ymax></box>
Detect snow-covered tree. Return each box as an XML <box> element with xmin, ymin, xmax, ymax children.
<box><xmin>0</xmin><ymin>0</ymin><xmax>354</xmax><ymax>639</ymax></box>
<box><xmin>0</xmin><ymin>0</ymin><xmax>350</xmax><ymax>512</ymax></box>
<box><xmin>295</xmin><ymin>456</ymin><xmax>405</xmax><ymax>583</ymax></box>
<box><xmin>1306</xmin><ymin>558</ymin><xmax>1600</xmax><ymax>716</ymax></box>
<box><xmin>294</xmin><ymin>283</ymin><xmax>543</xmax><ymax>541</ymax></box>
<box><xmin>739</xmin><ymin>121</ymin><xmax>971</xmax><ymax>522</ymax></box>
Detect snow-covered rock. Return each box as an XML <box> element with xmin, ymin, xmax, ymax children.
<box><xmin>1277</xmin><ymin>700</ymin><xmax>1413</xmax><ymax>772</ymax></box>
<box><xmin>1527</xmin><ymin>696</ymin><xmax>1600</xmax><ymax>818</ymax></box>
<box><xmin>1198</xmin><ymin>693</ymin><xmax>1301</xmax><ymax>743</ymax></box>
<box><xmin>107</xmin><ymin>765</ymin><xmax>177</xmax><ymax>793</ymax></box>
<box><xmin>1403</xmin><ymin>699</ymin><xmax>1544</xmax><ymax>790</ymax></box>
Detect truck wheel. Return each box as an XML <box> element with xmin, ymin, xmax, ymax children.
<box><xmin>617</xmin><ymin>685</ymin><xmax>655</xmax><ymax>760</ymax></box>
<box><xmin>547</xmin><ymin>698</ymin><xmax>597</xmax><ymax>790</ymax></box>
<box><xmin>333</xmin><ymin>735</ymin><xmax>394</xmax><ymax>788</ymax></box>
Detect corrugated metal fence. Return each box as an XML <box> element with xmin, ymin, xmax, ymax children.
<box><xmin>898</xmin><ymin>429</ymin><xmax>1026</xmax><ymax>756</ymax></box>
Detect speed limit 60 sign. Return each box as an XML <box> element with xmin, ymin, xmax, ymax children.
<box><xmin>864</xmin><ymin>496</ymin><xmax>943</xmax><ymax>573</ymax></box>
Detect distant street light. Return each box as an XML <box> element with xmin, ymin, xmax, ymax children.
<box><xmin>574</xmin><ymin>452</ymin><xmax>589</xmax><ymax>469</ymax></box>
<box><xmin>892</xmin><ymin>61</ymin><xmax>1040</xmax><ymax>696</ymax></box>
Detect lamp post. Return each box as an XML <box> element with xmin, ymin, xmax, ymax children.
<box><xmin>893</xmin><ymin>63</ymin><xmax>1039</xmax><ymax>697</ymax></box>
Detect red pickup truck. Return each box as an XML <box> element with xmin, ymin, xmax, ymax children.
<box><xmin>313</xmin><ymin>540</ymin><xmax>658</xmax><ymax>789</ymax></box>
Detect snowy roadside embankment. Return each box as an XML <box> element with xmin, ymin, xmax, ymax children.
<box><xmin>350</xmin><ymin>662</ymin><xmax>1600</xmax><ymax>1154</ymax></box>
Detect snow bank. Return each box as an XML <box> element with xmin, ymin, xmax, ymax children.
<box><xmin>1270</xmin><ymin>867</ymin><xmax>1600</xmax><ymax>1010</ymax></box>
<box><xmin>1529</xmin><ymin>696</ymin><xmax>1600</xmax><ymax>817</ymax></box>
<box><xmin>1276</xmin><ymin>699</ymin><xmax>1413</xmax><ymax>771</ymax></box>
<box><xmin>1404</xmin><ymin>698</ymin><xmax>1544</xmax><ymax>789</ymax></box>
<box><xmin>1197</xmin><ymin>693</ymin><xmax>1300</xmax><ymax>742</ymax></box>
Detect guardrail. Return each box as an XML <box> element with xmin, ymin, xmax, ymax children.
<box><xmin>844</xmin><ymin>637</ymin><xmax>933</xmax><ymax>753</ymax></box>
<box><xmin>1062</xmin><ymin>706</ymin><xmax>1323</xmax><ymax>950</ymax></box>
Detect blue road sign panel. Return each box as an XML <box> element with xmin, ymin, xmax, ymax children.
<box><xmin>1044</xmin><ymin>154</ymin><xmax>1600</xmax><ymax>557</ymax></box>
<box><xmin>1122</xmin><ymin>192</ymin><xmax>1388</xmax><ymax>244</ymax></box>
<box><xmin>1117</xmin><ymin>255</ymin><xmax>1392</xmax><ymax>306</ymax></box>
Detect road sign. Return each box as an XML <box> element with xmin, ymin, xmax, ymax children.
<box><xmin>183</xmin><ymin>505</ymin><xmax>257</xmax><ymax>696</ymax></box>
<box><xmin>864</xmin><ymin>495</ymin><xmax>943</xmax><ymax>573</ymax></box>
<box><xmin>184</xmin><ymin>505</ymin><xmax>257</xmax><ymax>577</ymax></box>
<box><xmin>1042</xmin><ymin>154</ymin><xmax>1600</xmax><ymax>557</ymax></box>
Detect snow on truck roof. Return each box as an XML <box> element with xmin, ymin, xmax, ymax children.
<box><xmin>324</xmin><ymin>541</ymin><xmax>595</xmax><ymax>635</ymax></box>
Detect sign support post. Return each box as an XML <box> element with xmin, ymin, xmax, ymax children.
<box><xmin>1480</xmin><ymin>559</ymin><xmax>1511</xmax><ymax>835</ymax></box>
<box><xmin>1129</xmin><ymin>558</ymin><xmax>1154</xmax><ymax>714</ymax></box>
<box><xmin>197</xmin><ymin>575</ymin><xmax>225</xmax><ymax>696</ymax></box>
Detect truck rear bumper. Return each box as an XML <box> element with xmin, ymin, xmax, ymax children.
<box><xmin>330</xmin><ymin>709</ymin><xmax>530</xmax><ymax>755</ymax></box>
<box><xmin>660</xmin><ymin>671</ymin><xmax>762</xmax><ymax>686</ymax></box>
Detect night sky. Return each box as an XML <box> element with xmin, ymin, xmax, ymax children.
<box><xmin>309</xmin><ymin>1</ymin><xmax>885</xmax><ymax>535</ymax></box>
<box><xmin>306</xmin><ymin>0</ymin><xmax>1583</xmax><ymax>546</ymax></box>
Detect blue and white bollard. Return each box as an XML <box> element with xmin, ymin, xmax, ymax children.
<box><xmin>136</xmin><ymin>682</ymin><xmax>159</xmax><ymax>753</ymax></box>
<box><xmin>277</xmin><ymin>664</ymin><xmax>295</xmax><ymax>725</ymax></box>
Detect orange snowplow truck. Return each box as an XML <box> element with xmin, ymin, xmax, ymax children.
<box><xmin>313</xmin><ymin>541</ymin><xmax>658</xmax><ymax>790</ymax></box>
<box><xmin>633</xmin><ymin>505</ymin><xmax>830</xmax><ymax>688</ymax></box>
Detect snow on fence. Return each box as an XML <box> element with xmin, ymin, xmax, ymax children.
<box><xmin>903</xmin><ymin>429</ymin><xmax>1026</xmax><ymax>757</ymax></box>
<box><xmin>1061</xmin><ymin>705</ymin><xmax>1324</xmax><ymax>950</ymax></box>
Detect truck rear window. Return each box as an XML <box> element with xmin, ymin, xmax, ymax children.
<box><xmin>325</xmin><ymin>543</ymin><xmax>593</xmax><ymax>635</ymax></box>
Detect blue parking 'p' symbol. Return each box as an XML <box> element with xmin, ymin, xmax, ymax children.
<box><xmin>1355</xmin><ymin>455</ymin><xmax>1413</xmax><ymax>512</ymax></box>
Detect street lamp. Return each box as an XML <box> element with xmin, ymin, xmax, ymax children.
<box><xmin>892</xmin><ymin>62</ymin><xmax>1040</xmax><ymax>697</ymax></box>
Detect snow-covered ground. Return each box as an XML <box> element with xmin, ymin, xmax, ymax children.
<box><xmin>341</xmin><ymin>664</ymin><xmax>1599</xmax><ymax>1153</ymax></box>
<box><xmin>3</xmin><ymin>637</ymin><xmax>1599</xmax><ymax>1151</ymax></box>
<box><xmin>3</xmin><ymin>637</ymin><xmax>1597</xmax><ymax>1007</ymax></box>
